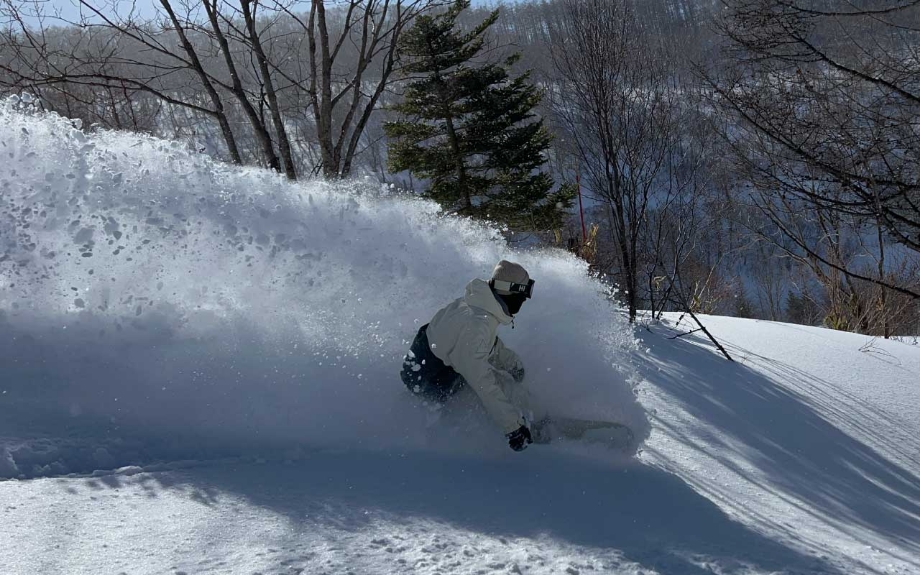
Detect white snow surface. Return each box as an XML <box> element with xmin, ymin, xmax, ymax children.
<box><xmin>637</xmin><ymin>313</ymin><xmax>920</xmax><ymax>575</ymax></box>
<box><xmin>2</xmin><ymin>100</ymin><xmax>919</xmax><ymax>575</ymax></box>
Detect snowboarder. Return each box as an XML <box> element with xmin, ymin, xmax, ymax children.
<box><xmin>400</xmin><ymin>260</ymin><xmax>543</xmax><ymax>452</ymax></box>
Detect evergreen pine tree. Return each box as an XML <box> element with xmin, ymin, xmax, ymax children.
<box><xmin>384</xmin><ymin>0</ymin><xmax>573</xmax><ymax>232</ymax></box>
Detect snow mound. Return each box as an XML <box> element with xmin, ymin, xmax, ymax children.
<box><xmin>0</xmin><ymin>97</ymin><xmax>646</xmax><ymax>478</ymax></box>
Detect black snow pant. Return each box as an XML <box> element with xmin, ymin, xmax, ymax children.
<box><xmin>400</xmin><ymin>324</ymin><xmax>465</xmax><ymax>403</ymax></box>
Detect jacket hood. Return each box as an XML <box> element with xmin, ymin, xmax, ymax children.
<box><xmin>464</xmin><ymin>279</ymin><xmax>513</xmax><ymax>325</ymax></box>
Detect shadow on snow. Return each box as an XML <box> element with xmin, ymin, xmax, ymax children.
<box><xmin>68</xmin><ymin>446</ymin><xmax>838</xmax><ymax>575</ymax></box>
<box><xmin>635</xmin><ymin>322</ymin><xmax>920</xmax><ymax>565</ymax></box>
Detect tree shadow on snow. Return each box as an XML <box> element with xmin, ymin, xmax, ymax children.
<box><xmin>74</xmin><ymin>447</ymin><xmax>839</xmax><ymax>575</ymax></box>
<box><xmin>635</xmin><ymin>322</ymin><xmax>920</xmax><ymax>565</ymax></box>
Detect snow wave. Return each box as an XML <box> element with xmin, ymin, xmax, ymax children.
<box><xmin>0</xmin><ymin>97</ymin><xmax>647</xmax><ymax>478</ymax></box>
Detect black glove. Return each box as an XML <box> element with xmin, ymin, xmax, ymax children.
<box><xmin>506</xmin><ymin>425</ymin><xmax>533</xmax><ymax>452</ymax></box>
<box><xmin>510</xmin><ymin>365</ymin><xmax>525</xmax><ymax>383</ymax></box>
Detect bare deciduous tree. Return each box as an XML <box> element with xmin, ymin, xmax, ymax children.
<box><xmin>1</xmin><ymin>0</ymin><xmax>443</xmax><ymax>179</ymax></box>
<box><xmin>710</xmin><ymin>0</ymin><xmax>920</xmax><ymax>302</ymax></box>
<box><xmin>273</xmin><ymin>0</ymin><xmax>444</xmax><ymax>178</ymax></box>
<box><xmin>0</xmin><ymin>0</ymin><xmax>251</xmax><ymax>164</ymax></box>
<box><xmin>549</xmin><ymin>0</ymin><xmax>682</xmax><ymax>322</ymax></box>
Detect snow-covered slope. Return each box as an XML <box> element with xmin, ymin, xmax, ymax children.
<box><xmin>1</xmin><ymin>313</ymin><xmax>916</xmax><ymax>575</ymax></box>
<box><xmin>1</xmin><ymin>100</ymin><xmax>919</xmax><ymax>575</ymax></box>
<box><xmin>639</xmin><ymin>314</ymin><xmax>920</xmax><ymax>575</ymax></box>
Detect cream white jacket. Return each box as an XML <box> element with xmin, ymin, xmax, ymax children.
<box><xmin>426</xmin><ymin>279</ymin><xmax>530</xmax><ymax>433</ymax></box>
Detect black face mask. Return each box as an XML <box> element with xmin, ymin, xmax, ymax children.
<box><xmin>501</xmin><ymin>293</ymin><xmax>527</xmax><ymax>316</ymax></box>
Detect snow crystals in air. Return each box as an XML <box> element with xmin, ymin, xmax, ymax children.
<box><xmin>0</xmin><ymin>96</ymin><xmax>646</xmax><ymax>477</ymax></box>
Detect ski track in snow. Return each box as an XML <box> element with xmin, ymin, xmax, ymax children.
<box><xmin>1</xmin><ymin>99</ymin><xmax>919</xmax><ymax>575</ymax></box>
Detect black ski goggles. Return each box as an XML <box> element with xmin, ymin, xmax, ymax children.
<box><xmin>490</xmin><ymin>278</ymin><xmax>535</xmax><ymax>299</ymax></box>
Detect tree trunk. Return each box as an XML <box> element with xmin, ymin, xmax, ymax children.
<box><xmin>312</xmin><ymin>0</ymin><xmax>338</xmax><ymax>178</ymax></box>
<box><xmin>203</xmin><ymin>0</ymin><xmax>281</xmax><ymax>172</ymax></box>
<box><xmin>159</xmin><ymin>0</ymin><xmax>242</xmax><ymax>165</ymax></box>
<box><xmin>241</xmin><ymin>0</ymin><xmax>297</xmax><ymax>179</ymax></box>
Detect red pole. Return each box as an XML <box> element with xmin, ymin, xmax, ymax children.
<box><xmin>576</xmin><ymin>172</ymin><xmax>587</xmax><ymax>244</ymax></box>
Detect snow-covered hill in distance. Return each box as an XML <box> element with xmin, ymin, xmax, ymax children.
<box><xmin>1</xmin><ymin>99</ymin><xmax>918</xmax><ymax>575</ymax></box>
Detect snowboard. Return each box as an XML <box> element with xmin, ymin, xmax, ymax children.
<box><xmin>534</xmin><ymin>416</ymin><xmax>636</xmax><ymax>454</ymax></box>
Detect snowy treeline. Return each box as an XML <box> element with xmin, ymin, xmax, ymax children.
<box><xmin>1</xmin><ymin>0</ymin><xmax>918</xmax><ymax>335</ymax></box>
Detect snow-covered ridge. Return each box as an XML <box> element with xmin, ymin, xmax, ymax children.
<box><xmin>0</xmin><ymin>97</ymin><xmax>647</xmax><ymax>478</ymax></box>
